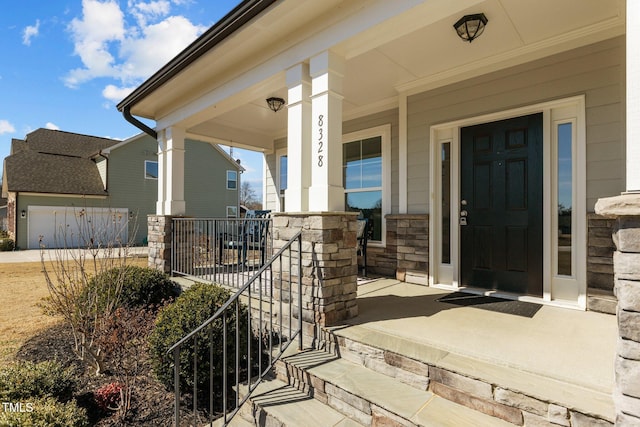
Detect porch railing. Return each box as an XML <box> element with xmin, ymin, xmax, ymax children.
<box><xmin>167</xmin><ymin>229</ymin><xmax>303</xmax><ymax>426</ymax></box>
<box><xmin>172</xmin><ymin>217</ymin><xmax>273</xmax><ymax>290</ymax></box>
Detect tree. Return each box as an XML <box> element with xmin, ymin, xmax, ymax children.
<box><xmin>240</xmin><ymin>181</ymin><xmax>261</xmax><ymax>210</ymax></box>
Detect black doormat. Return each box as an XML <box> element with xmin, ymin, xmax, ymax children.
<box><xmin>437</xmin><ymin>292</ymin><xmax>542</xmax><ymax>318</ymax></box>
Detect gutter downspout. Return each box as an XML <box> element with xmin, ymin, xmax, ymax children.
<box><xmin>123</xmin><ymin>105</ymin><xmax>157</xmax><ymax>140</ymax></box>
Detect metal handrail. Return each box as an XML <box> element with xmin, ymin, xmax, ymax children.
<box><xmin>169</xmin><ymin>229</ymin><xmax>303</xmax><ymax>426</ymax></box>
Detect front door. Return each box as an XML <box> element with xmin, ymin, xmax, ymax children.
<box><xmin>460</xmin><ymin>113</ymin><xmax>543</xmax><ymax>296</ymax></box>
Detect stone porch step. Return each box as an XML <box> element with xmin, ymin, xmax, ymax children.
<box><xmin>328</xmin><ymin>325</ymin><xmax>615</xmax><ymax>426</ymax></box>
<box><xmin>231</xmin><ymin>376</ymin><xmax>364</xmax><ymax>427</ymax></box>
<box><xmin>275</xmin><ymin>348</ymin><xmax>514</xmax><ymax>426</ymax></box>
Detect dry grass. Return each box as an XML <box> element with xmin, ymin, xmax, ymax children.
<box><xmin>0</xmin><ymin>257</ymin><xmax>147</xmax><ymax>367</ymax></box>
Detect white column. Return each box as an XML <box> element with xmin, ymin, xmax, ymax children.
<box><xmin>309</xmin><ymin>51</ymin><xmax>345</xmax><ymax>212</ymax></box>
<box><xmin>627</xmin><ymin>0</ymin><xmax>640</xmax><ymax>193</ymax></box>
<box><xmin>163</xmin><ymin>126</ymin><xmax>186</xmax><ymax>215</ymax></box>
<box><xmin>156</xmin><ymin>133</ymin><xmax>166</xmax><ymax>215</ymax></box>
<box><xmin>285</xmin><ymin>63</ymin><xmax>312</xmax><ymax>212</ymax></box>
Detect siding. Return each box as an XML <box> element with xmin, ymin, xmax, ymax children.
<box><xmin>183</xmin><ymin>141</ymin><xmax>239</xmax><ymax>218</ymax></box>
<box><xmin>264</xmin><ymin>138</ymin><xmax>286</xmax><ymax>211</ymax></box>
<box><xmin>407</xmin><ymin>36</ymin><xmax>625</xmax><ymax>213</ymax></box>
<box><xmin>106</xmin><ymin>136</ymin><xmax>159</xmax><ymax>243</ymax></box>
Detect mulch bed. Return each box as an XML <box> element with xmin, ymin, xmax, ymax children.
<box><xmin>15</xmin><ymin>322</ymin><xmax>203</xmax><ymax>426</ymax></box>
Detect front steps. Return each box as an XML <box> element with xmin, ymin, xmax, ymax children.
<box><xmin>225</xmin><ymin>324</ymin><xmax>614</xmax><ymax>427</ymax></box>
<box><xmin>230</xmin><ymin>349</ymin><xmax>512</xmax><ymax>426</ymax></box>
<box><xmin>324</xmin><ymin>326</ymin><xmax>614</xmax><ymax>426</ymax></box>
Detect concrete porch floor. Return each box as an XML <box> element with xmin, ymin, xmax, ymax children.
<box><xmin>328</xmin><ymin>278</ymin><xmax>617</xmax><ymax>421</ymax></box>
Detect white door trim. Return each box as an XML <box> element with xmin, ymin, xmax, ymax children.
<box><xmin>429</xmin><ymin>95</ymin><xmax>586</xmax><ymax>309</ymax></box>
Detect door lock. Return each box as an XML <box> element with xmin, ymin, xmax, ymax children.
<box><xmin>460</xmin><ymin>209</ymin><xmax>468</xmax><ymax>226</ymax></box>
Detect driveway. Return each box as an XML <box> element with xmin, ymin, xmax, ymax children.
<box><xmin>0</xmin><ymin>247</ymin><xmax>148</xmax><ymax>263</ymax></box>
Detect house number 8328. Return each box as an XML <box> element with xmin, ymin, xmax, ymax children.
<box><xmin>317</xmin><ymin>115</ymin><xmax>324</xmax><ymax>167</ymax></box>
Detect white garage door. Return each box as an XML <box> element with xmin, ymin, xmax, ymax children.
<box><xmin>28</xmin><ymin>206</ymin><xmax>129</xmax><ymax>249</ymax></box>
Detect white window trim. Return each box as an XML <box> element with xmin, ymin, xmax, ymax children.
<box><xmin>226</xmin><ymin>170</ymin><xmax>238</xmax><ymax>190</ymax></box>
<box><xmin>226</xmin><ymin>206</ymin><xmax>238</xmax><ymax>218</ymax></box>
<box><xmin>144</xmin><ymin>160</ymin><xmax>158</xmax><ymax>180</ymax></box>
<box><xmin>342</xmin><ymin>124</ymin><xmax>391</xmax><ymax>247</ymax></box>
<box><xmin>276</xmin><ymin>148</ymin><xmax>287</xmax><ymax>212</ymax></box>
<box><xmin>429</xmin><ymin>95</ymin><xmax>586</xmax><ymax>310</ymax></box>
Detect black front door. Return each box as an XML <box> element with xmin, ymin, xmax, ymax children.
<box><xmin>460</xmin><ymin>113</ymin><xmax>543</xmax><ymax>296</ymax></box>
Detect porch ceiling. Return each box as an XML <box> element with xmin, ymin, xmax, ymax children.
<box><xmin>138</xmin><ymin>0</ymin><xmax>624</xmax><ymax>152</ymax></box>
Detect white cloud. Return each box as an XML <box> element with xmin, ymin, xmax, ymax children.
<box><xmin>128</xmin><ymin>1</ymin><xmax>170</xmax><ymax>27</ymax></box>
<box><xmin>65</xmin><ymin>0</ymin><xmax>126</xmax><ymax>87</ymax></box>
<box><xmin>118</xmin><ymin>16</ymin><xmax>205</xmax><ymax>81</ymax></box>
<box><xmin>0</xmin><ymin>120</ymin><xmax>16</xmax><ymax>134</ymax></box>
<box><xmin>102</xmin><ymin>84</ymin><xmax>136</xmax><ymax>103</ymax></box>
<box><xmin>65</xmin><ymin>0</ymin><xmax>207</xmax><ymax>104</ymax></box>
<box><xmin>45</xmin><ymin>122</ymin><xmax>60</xmax><ymax>130</ymax></box>
<box><xmin>23</xmin><ymin>20</ymin><xmax>40</xmax><ymax>46</ymax></box>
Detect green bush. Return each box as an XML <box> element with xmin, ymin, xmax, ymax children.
<box><xmin>0</xmin><ymin>397</ymin><xmax>89</xmax><ymax>427</ymax></box>
<box><xmin>0</xmin><ymin>361</ymin><xmax>76</xmax><ymax>402</ymax></box>
<box><xmin>89</xmin><ymin>265</ymin><xmax>179</xmax><ymax>309</ymax></box>
<box><xmin>148</xmin><ymin>283</ymin><xmax>249</xmax><ymax>399</ymax></box>
<box><xmin>0</xmin><ymin>238</ymin><xmax>14</xmax><ymax>251</ymax></box>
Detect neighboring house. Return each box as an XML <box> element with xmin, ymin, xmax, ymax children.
<box><xmin>1</xmin><ymin>128</ymin><xmax>242</xmax><ymax>249</ymax></box>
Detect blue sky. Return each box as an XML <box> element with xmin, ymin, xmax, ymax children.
<box><xmin>0</xmin><ymin>0</ymin><xmax>264</xmax><ymax>199</ymax></box>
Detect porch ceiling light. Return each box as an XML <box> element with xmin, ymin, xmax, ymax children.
<box><xmin>453</xmin><ymin>13</ymin><xmax>488</xmax><ymax>43</ymax></box>
<box><xmin>266</xmin><ymin>97</ymin><xmax>286</xmax><ymax>113</ymax></box>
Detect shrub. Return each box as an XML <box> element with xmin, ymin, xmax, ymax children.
<box><xmin>0</xmin><ymin>237</ymin><xmax>14</xmax><ymax>251</ymax></box>
<box><xmin>90</xmin><ymin>265</ymin><xmax>179</xmax><ymax>309</ymax></box>
<box><xmin>0</xmin><ymin>361</ymin><xmax>76</xmax><ymax>402</ymax></box>
<box><xmin>0</xmin><ymin>397</ymin><xmax>89</xmax><ymax>427</ymax></box>
<box><xmin>94</xmin><ymin>382</ymin><xmax>123</xmax><ymax>411</ymax></box>
<box><xmin>95</xmin><ymin>306</ymin><xmax>156</xmax><ymax>416</ymax></box>
<box><xmin>148</xmin><ymin>283</ymin><xmax>249</xmax><ymax>401</ymax></box>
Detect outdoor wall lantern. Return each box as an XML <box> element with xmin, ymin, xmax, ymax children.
<box><xmin>266</xmin><ymin>97</ymin><xmax>286</xmax><ymax>113</ymax></box>
<box><xmin>21</xmin><ymin>210</ymin><xmax>26</xmax><ymax>218</ymax></box>
<box><xmin>453</xmin><ymin>13</ymin><xmax>488</xmax><ymax>43</ymax></box>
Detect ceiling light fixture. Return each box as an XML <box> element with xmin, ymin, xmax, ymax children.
<box><xmin>453</xmin><ymin>13</ymin><xmax>488</xmax><ymax>43</ymax></box>
<box><xmin>266</xmin><ymin>97</ymin><xmax>286</xmax><ymax>113</ymax></box>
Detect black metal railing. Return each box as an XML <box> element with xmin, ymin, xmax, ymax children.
<box><xmin>168</xmin><ymin>229</ymin><xmax>303</xmax><ymax>426</ymax></box>
<box><xmin>172</xmin><ymin>215</ymin><xmax>273</xmax><ymax>290</ymax></box>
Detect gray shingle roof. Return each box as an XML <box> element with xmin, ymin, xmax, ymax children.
<box><xmin>3</xmin><ymin>129</ymin><xmax>119</xmax><ymax>196</ymax></box>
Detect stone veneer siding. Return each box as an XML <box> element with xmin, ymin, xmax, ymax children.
<box><xmin>595</xmin><ymin>194</ymin><xmax>640</xmax><ymax>424</ymax></box>
<box><xmin>147</xmin><ymin>214</ymin><xmax>172</xmax><ymax>274</ymax></box>
<box><xmin>588</xmin><ymin>214</ymin><xmax>616</xmax><ymax>294</ymax></box>
<box><xmin>272</xmin><ymin>212</ymin><xmax>359</xmax><ymax>345</ymax></box>
<box><xmin>367</xmin><ymin>214</ymin><xmax>429</xmax><ymax>280</ymax></box>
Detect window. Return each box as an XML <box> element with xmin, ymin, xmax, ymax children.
<box><xmin>556</xmin><ymin>122</ymin><xmax>574</xmax><ymax>276</ymax></box>
<box><xmin>441</xmin><ymin>142</ymin><xmax>451</xmax><ymax>264</ymax></box>
<box><xmin>278</xmin><ymin>154</ymin><xmax>287</xmax><ymax>212</ymax></box>
<box><xmin>145</xmin><ymin>161</ymin><xmax>158</xmax><ymax>180</ymax></box>
<box><xmin>227</xmin><ymin>170</ymin><xmax>237</xmax><ymax>190</ymax></box>
<box><xmin>227</xmin><ymin>206</ymin><xmax>238</xmax><ymax>218</ymax></box>
<box><xmin>343</xmin><ymin>125</ymin><xmax>390</xmax><ymax>243</ymax></box>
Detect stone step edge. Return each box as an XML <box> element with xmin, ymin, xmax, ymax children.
<box><xmin>231</xmin><ymin>374</ymin><xmax>365</xmax><ymax>427</ymax></box>
<box><xmin>274</xmin><ymin>349</ymin><xmax>516</xmax><ymax>426</ymax></box>
<box><xmin>322</xmin><ymin>326</ymin><xmax>614</xmax><ymax>425</ymax></box>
